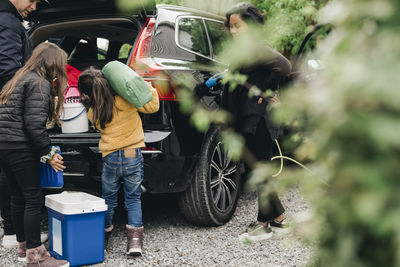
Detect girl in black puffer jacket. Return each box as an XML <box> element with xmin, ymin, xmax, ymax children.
<box><xmin>0</xmin><ymin>42</ymin><xmax>70</xmax><ymax>267</ymax></box>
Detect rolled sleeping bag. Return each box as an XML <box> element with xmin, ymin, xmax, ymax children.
<box><xmin>101</xmin><ymin>61</ymin><xmax>153</xmax><ymax>108</ymax></box>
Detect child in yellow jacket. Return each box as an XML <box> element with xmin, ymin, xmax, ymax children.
<box><xmin>78</xmin><ymin>67</ymin><xmax>159</xmax><ymax>256</ymax></box>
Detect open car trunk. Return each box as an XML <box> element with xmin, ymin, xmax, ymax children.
<box><xmin>29</xmin><ymin>16</ymin><xmax>142</xmax><ymax>137</ymax></box>
<box><xmin>29</xmin><ymin>18</ymin><xmax>141</xmax><ymax>70</ymax></box>
<box><xmin>27</xmin><ymin>13</ymin><xmax>163</xmax><ymax>185</ymax></box>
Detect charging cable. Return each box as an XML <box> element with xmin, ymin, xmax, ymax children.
<box><xmin>271</xmin><ymin>139</ymin><xmax>311</xmax><ymax>177</ymax></box>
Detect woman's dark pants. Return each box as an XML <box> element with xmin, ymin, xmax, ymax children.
<box><xmin>0</xmin><ymin>150</ymin><xmax>43</xmax><ymax>249</ymax></box>
<box><xmin>243</xmin><ymin>120</ymin><xmax>285</xmax><ymax>223</ymax></box>
<box><xmin>0</xmin><ymin>170</ymin><xmax>15</xmax><ymax>236</ymax></box>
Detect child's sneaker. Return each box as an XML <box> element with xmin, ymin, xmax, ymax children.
<box><xmin>2</xmin><ymin>232</ymin><xmax>48</xmax><ymax>249</ymax></box>
<box><xmin>40</xmin><ymin>232</ymin><xmax>49</xmax><ymax>243</ymax></box>
<box><xmin>238</xmin><ymin>222</ymin><xmax>273</xmax><ymax>242</ymax></box>
<box><xmin>2</xmin><ymin>234</ymin><xmax>18</xmax><ymax>248</ymax></box>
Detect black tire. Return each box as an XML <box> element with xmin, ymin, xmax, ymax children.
<box><xmin>178</xmin><ymin>128</ymin><xmax>241</xmax><ymax>226</ymax></box>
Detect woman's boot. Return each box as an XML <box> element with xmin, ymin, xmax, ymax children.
<box><xmin>26</xmin><ymin>244</ymin><xmax>69</xmax><ymax>267</ymax></box>
<box><xmin>17</xmin><ymin>241</ymin><xmax>26</xmax><ymax>262</ymax></box>
<box><xmin>17</xmin><ymin>232</ymin><xmax>49</xmax><ymax>262</ymax></box>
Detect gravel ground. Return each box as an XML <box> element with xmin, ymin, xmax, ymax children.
<box><xmin>0</xmin><ymin>187</ymin><xmax>313</xmax><ymax>267</ymax></box>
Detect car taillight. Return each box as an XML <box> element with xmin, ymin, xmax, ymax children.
<box><xmin>129</xmin><ymin>18</ymin><xmax>177</xmax><ymax>101</ymax></box>
<box><xmin>131</xmin><ymin>18</ymin><xmax>155</xmax><ymax>64</ymax></box>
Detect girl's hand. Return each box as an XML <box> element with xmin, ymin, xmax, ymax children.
<box><xmin>48</xmin><ymin>153</ymin><xmax>65</xmax><ymax>172</ymax></box>
<box><xmin>146</xmin><ymin>81</ymin><xmax>154</xmax><ymax>89</ymax></box>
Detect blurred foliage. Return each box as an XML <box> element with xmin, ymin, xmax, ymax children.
<box><xmin>157</xmin><ymin>0</ymin><xmax>237</xmax><ymax>16</ymax></box>
<box><xmin>119</xmin><ymin>44</ymin><xmax>132</xmax><ymax>59</ymax></box>
<box><xmin>117</xmin><ymin>0</ymin><xmax>156</xmax><ymax>12</ymax></box>
<box><xmin>123</xmin><ymin>0</ymin><xmax>400</xmax><ymax>264</ymax></box>
<box><xmin>249</xmin><ymin>0</ymin><xmax>328</xmax><ymax>58</ymax></box>
<box><xmin>275</xmin><ymin>0</ymin><xmax>400</xmax><ymax>265</ymax></box>
<box><xmin>156</xmin><ymin>0</ymin><xmax>182</xmax><ymax>5</ymax></box>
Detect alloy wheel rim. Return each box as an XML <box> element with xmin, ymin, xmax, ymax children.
<box><xmin>209</xmin><ymin>141</ymin><xmax>238</xmax><ymax>213</ymax></box>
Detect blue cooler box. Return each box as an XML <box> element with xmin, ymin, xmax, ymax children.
<box><xmin>45</xmin><ymin>192</ymin><xmax>108</xmax><ymax>267</ymax></box>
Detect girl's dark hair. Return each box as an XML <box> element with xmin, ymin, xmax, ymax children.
<box><xmin>224</xmin><ymin>2</ymin><xmax>265</xmax><ymax>29</ymax></box>
<box><xmin>78</xmin><ymin>67</ymin><xmax>115</xmax><ymax>130</ymax></box>
<box><xmin>0</xmin><ymin>42</ymin><xmax>68</xmax><ymax>122</ymax></box>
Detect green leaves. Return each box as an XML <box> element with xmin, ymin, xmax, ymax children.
<box><xmin>220</xmin><ymin>130</ymin><xmax>244</xmax><ymax>162</ymax></box>
<box><xmin>117</xmin><ymin>0</ymin><xmax>156</xmax><ymax>12</ymax></box>
<box><xmin>250</xmin><ymin>0</ymin><xmax>325</xmax><ymax>57</ymax></box>
<box><xmin>153</xmin><ymin>1</ymin><xmax>399</xmax><ymax>263</ymax></box>
<box><xmin>190</xmin><ymin>109</ymin><xmax>231</xmax><ymax>132</ymax></box>
<box><xmin>280</xmin><ymin>0</ymin><xmax>400</xmax><ymax>265</ymax></box>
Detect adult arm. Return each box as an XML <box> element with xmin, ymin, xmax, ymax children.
<box><xmin>261</xmin><ymin>52</ymin><xmax>292</xmax><ymax>92</ymax></box>
<box><xmin>0</xmin><ymin>25</ymin><xmax>24</xmax><ymax>82</ymax></box>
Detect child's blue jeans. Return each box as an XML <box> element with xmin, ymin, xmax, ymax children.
<box><xmin>101</xmin><ymin>148</ymin><xmax>143</xmax><ymax>228</ymax></box>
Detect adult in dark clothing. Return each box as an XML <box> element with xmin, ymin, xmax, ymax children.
<box><xmin>0</xmin><ymin>0</ymin><xmax>35</xmax><ymax>89</ymax></box>
<box><xmin>0</xmin><ymin>42</ymin><xmax>69</xmax><ymax>267</ymax></box>
<box><xmin>0</xmin><ymin>0</ymin><xmax>38</xmax><ymax>250</ymax></box>
<box><xmin>214</xmin><ymin>2</ymin><xmax>291</xmax><ymax>241</ymax></box>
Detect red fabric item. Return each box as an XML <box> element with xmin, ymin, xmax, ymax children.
<box><xmin>65</xmin><ymin>64</ymin><xmax>82</xmax><ymax>87</ymax></box>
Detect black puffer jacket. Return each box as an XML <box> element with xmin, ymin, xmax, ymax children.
<box><xmin>222</xmin><ymin>44</ymin><xmax>291</xmax><ymax>139</ymax></box>
<box><xmin>0</xmin><ymin>0</ymin><xmax>32</xmax><ymax>90</ymax></box>
<box><xmin>0</xmin><ymin>72</ymin><xmax>51</xmax><ymax>156</ymax></box>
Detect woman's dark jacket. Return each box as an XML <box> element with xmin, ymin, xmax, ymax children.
<box><xmin>0</xmin><ymin>72</ymin><xmax>52</xmax><ymax>156</ymax></box>
<box><xmin>0</xmin><ymin>0</ymin><xmax>32</xmax><ymax>90</ymax></box>
<box><xmin>222</xmin><ymin>45</ymin><xmax>291</xmax><ymax>140</ymax></box>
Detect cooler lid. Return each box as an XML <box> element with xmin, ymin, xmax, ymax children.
<box><xmin>45</xmin><ymin>191</ymin><xmax>108</xmax><ymax>214</ymax></box>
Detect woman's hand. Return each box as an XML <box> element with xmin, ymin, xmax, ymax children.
<box><xmin>267</xmin><ymin>91</ymin><xmax>280</xmax><ymax>104</ymax></box>
<box><xmin>48</xmin><ymin>153</ymin><xmax>66</xmax><ymax>172</ymax></box>
<box><xmin>205</xmin><ymin>74</ymin><xmax>223</xmax><ymax>88</ymax></box>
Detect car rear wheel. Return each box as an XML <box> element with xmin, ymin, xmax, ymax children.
<box><xmin>178</xmin><ymin>128</ymin><xmax>241</xmax><ymax>226</ymax></box>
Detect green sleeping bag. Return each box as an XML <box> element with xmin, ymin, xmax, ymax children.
<box><xmin>101</xmin><ymin>61</ymin><xmax>153</xmax><ymax>108</ymax></box>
